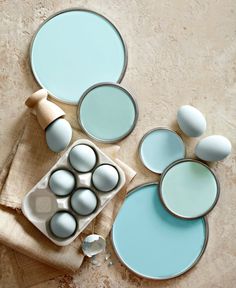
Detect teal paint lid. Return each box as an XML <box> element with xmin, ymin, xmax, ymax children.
<box><xmin>160</xmin><ymin>159</ymin><xmax>220</xmax><ymax>219</ymax></box>
<box><xmin>112</xmin><ymin>183</ymin><xmax>208</xmax><ymax>280</ymax></box>
<box><xmin>78</xmin><ymin>82</ymin><xmax>138</xmax><ymax>143</ymax></box>
<box><xmin>30</xmin><ymin>9</ymin><xmax>127</xmax><ymax>105</ymax></box>
<box><xmin>139</xmin><ymin>128</ymin><xmax>186</xmax><ymax>174</ymax></box>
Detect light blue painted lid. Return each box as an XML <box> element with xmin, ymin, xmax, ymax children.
<box><xmin>30</xmin><ymin>9</ymin><xmax>127</xmax><ymax>104</ymax></box>
<box><xmin>139</xmin><ymin>128</ymin><xmax>185</xmax><ymax>174</ymax></box>
<box><xmin>78</xmin><ymin>83</ymin><xmax>138</xmax><ymax>143</ymax></box>
<box><xmin>112</xmin><ymin>183</ymin><xmax>208</xmax><ymax>280</ymax></box>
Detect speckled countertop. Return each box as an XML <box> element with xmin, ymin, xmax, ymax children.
<box><xmin>0</xmin><ymin>1</ymin><xmax>236</xmax><ymax>287</ymax></box>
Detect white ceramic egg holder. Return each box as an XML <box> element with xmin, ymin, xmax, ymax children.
<box><xmin>22</xmin><ymin>139</ymin><xmax>126</xmax><ymax>246</ymax></box>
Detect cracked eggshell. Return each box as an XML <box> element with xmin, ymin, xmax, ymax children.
<box><xmin>82</xmin><ymin>234</ymin><xmax>106</xmax><ymax>257</ymax></box>
<box><xmin>177</xmin><ymin>105</ymin><xmax>206</xmax><ymax>137</ymax></box>
<box><xmin>195</xmin><ymin>135</ymin><xmax>231</xmax><ymax>162</ymax></box>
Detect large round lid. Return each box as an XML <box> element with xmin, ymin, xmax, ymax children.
<box><xmin>30</xmin><ymin>9</ymin><xmax>127</xmax><ymax>104</ymax></box>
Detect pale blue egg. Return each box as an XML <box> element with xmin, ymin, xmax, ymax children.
<box><xmin>177</xmin><ymin>105</ymin><xmax>206</xmax><ymax>137</ymax></box>
<box><xmin>50</xmin><ymin>212</ymin><xmax>76</xmax><ymax>238</ymax></box>
<box><xmin>46</xmin><ymin>118</ymin><xmax>72</xmax><ymax>152</ymax></box>
<box><xmin>71</xmin><ymin>189</ymin><xmax>97</xmax><ymax>216</ymax></box>
<box><xmin>195</xmin><ymin>135</ymin><xmax>231</xmax><ymax>161</ymax></box>
<box><xmin>92</xmin><ymin>164</ymin><xmax>119</xmax><ymax>192</ymax></box>
<box><xmin>49</xmin><ymin>169</ymin><xmax>75</xmax><ymax>196</ymax></box>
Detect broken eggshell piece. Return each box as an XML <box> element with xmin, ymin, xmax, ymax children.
<box><xmin>82</xmin><ymin>234</ymin><xmax>106</xmax><ymax>257</ymax></box>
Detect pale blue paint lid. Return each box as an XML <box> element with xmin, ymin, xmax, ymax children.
<box><xmin>30</xmin><ymin>9</ymin><xmax>127</xmax><ymax>104</ymax></box>
<box><xmin>78</xmin><ymin>83</ymin><xmax>138</xmax><ymax>143</ymax></box>
<box><xmin>139</xmin><ymin>128</ymin><xmax>185</xmax><ymax>174</ymax></box>
<box><xmin>112</xmin><ymin>183</ymin><xmax>207</xmax><ymax>280</ymax></box>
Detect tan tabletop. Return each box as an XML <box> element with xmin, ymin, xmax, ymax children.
<box><xmin>0</xmin><ymin>1</ymin><xmax>236</xmax><ymax>287</ymax></box>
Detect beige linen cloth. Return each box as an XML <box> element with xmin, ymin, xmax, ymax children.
<box><xmin>0</xmin><ymin>110</ymin><xmax>136</xmax><ymax>287</ymax></box>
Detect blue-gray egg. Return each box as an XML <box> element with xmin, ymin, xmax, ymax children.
<box><xmin>71</xmin><ymin>189</ymin><xmax>97</xmax><ymax>215</ymax></box>
<box><xmin>69</xmin><ymin>144</ymin><xmax>97</xmax><ymax>172</ymax></box>
<box><xmin>195</xmin><ymin>135</ymin><xmax>231</xmax><ymax>162</ymax></box>
<box><xmin>49</xmin><ymin>169</ymin><xmax>75</xmax><ymax>196</ymax></box>
<box><xmin>49</xmin><ymin>212</ymin><xmax>77</xmax><ymax>238</ymax></box>
<box><xmin>46</xmin><ymin>118</ymin><xmax>72</xmax><ymax>153</ymax></box>
<box><xmin>92</xmin><ymin>164</ymin><xmax>119</xmax><ymax>192</ymax></box>
<box><xmin>177</xmin><ymin>105</ymin><xmax>206</xmax><ymax>137</ymax></box>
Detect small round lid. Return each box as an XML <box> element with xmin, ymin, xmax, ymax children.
<box><xmin>139</xmin><ymin>128</ymin><xmax>185</xmax><ymax>174</ymax></box>
<box><xmin>77</xmin><ymin>83</ymin><xmax>138</xmax><ymax>143</ymax></box>
<box><xmin>160</xmin><ymin>159</ymin><xmax>220</xmax><ymax>219</ymax></box>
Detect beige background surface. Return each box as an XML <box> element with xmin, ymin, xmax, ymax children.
<box><xmin>0</xmin><ymin>0</ymin><xmax>236</xmax><ymax>287</ymax></box>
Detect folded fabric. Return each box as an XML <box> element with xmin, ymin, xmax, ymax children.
<box><xmin>0</xmin><ymin>110</ymin><xmax>136</xmax><ymax>286</ymax></box>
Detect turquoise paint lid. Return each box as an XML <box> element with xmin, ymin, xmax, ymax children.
<box><xmin>139</xmin><ymin>128</ymin><xmax>185</xmax><ymax>174</ymax></box>
<box><xmin>112</xmin><ymin>183</ymin><xmax>208</xmax><ymax>280</ymax></box>
<box><xmin>160</xmin><ymin>159</ymin><xmax>220</xmax><ymax>219</ymax></box>
<box><xmin>78</xmin><ymin>83</ymin><xmax>138</xmax><ymax>143</ymax></box>
<box><xmin>30</xmin><ymin>9</ymin><xmax>127</xmax><ymax>104</ymax></box>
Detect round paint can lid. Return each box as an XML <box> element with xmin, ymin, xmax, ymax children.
<box><xmin>160</xmin><ymin>159</ymin><xmax>220</xmax><ymax>219</ymax></box>
<box><xmin>78</xmin><ymin>83</ymin><xmax>138</xmax><ymax>143</ymax></box>
<box><xmin>30</xmin><ymin>9</ymin><xmax>127</xmax><ymax>104</ymax></box>
<box><xmin>139</xmin><ymin>128</ymin><xmax>185</xmax><ymax>174</ymax></box>
<box><xmin>112</xmin><ymin>183</ymin><xmax>208</xmax><ymax>280</ymax></box>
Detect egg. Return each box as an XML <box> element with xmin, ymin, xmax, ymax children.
<box><xmin>71</xmin><ymin>189</ymin><xmax>97</xmax><ymax>215</ymax></box>
<box><xmin>195</xmin><ymin>135</ymin><xmax>231</xmax><ymax>162</ymax></box>
<box><xmin>177</xmin><ymin>105</ymin><xmax>206</xmax><ymax>137</ymax></box>
<box><xmin>69</xmin><ymin>144</ymin><xmax>97</xmax><ymax>172</ymax></box>
<box><xmin>49</xmin><ymin>169</ymin><xmax>75</xmax><ymax>196</ymax></box>
<box><xmin>49</xmin><ymin>212</ymin><xmax>77</xmax><ymax>238</ymax></box>
<box><xmin>92</xmin><ymin>164</ymin><xmax>119</xmax><ymax>192</ymax></box>
<box><xmin>46</xmin><ymin>118</ymin><xmax>72</xmax><ymax>152</ymax></box>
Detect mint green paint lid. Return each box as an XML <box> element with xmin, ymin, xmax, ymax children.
<box><xmin>30</xmin><ymin>9</ymin><xmax>127</xmax><ymax>105</ymax></box>
<box><xmin>160</xmin><ymin>159</ymin><xmax>220</xmax><ymax>219</ymax></box>
<box><xmin>78</xmin><ymin>83</ymin><xmax>138</xmax><ymax>143</ymax></box>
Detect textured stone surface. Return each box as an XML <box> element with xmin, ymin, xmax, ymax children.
<box><xmin>0</xmin><ymin>0</ymin><xmax>236</xmax><ymax>287</ymax></box>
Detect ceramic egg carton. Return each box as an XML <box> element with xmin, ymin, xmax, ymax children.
<box><xmin>22</xmin><ymin>139</ymin><xmax>126</xmax><ymax>246</ymax></box>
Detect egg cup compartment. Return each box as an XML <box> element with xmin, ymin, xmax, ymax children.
<box><xmin>22</xmin><ymin>139</ymin><xmax>126</xmax><ymax>246</ymax></box>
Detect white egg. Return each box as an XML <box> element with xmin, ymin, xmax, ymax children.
<box><xmin>71</xmin><ymin>189</ymin><xmax>97</xmax><ymax>215</ymax></box>
<box><xmin>50</xmin><ymin>212</ymin><xmax>77</xmax><ymax>238</ymax></box>
<box><xmin>195</xmin><ymin>135</ymin><xmax>231</xmax><ymax>162</ymax></box>
<box><xmin>177</xmin><ymin>105</ymin><xmax>206</xmax><ymax>137</ymax></box>
<box><xmin>49</xmin><ymin>169</ymin><xmax>75</xmax><ymax>196</ymax></box>
<box><xmin>92</xmin><ymin>164</ymin><xmax>119</xmax><ymax>192</ymax></box>
<box><xmin>46</xmin><ymin>118</ymin><xmax>72</xmax><ymax>153</ymax></box>
<box><xmin>69</xmin><ymin>144</ymin><xmax>97</xmax><ymax>172</ymax></box>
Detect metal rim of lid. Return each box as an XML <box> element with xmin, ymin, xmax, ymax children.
<box><xmin>29</xmin><ymin>8</ymin><xmax>128</xmax><ymax>105</ymax></box>
<box><xmin>138</xmin><ymin>127</ymin><xmax>186</xmax><ymax>174</ymax></box>
<box><xmin>77</xmin><ymin>82</ymin><xmax>139</xmax><ymax>143</ymax></box>
<box><xmin>159</xmin><ymin>159</ymin><xmax>220</xmax><ymax>220</ymax></box>
<box><xmin>111</xmin><ymin>182</ymin><xmax>209</xmax><ymax>280</ymax></box>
